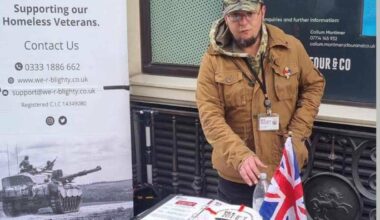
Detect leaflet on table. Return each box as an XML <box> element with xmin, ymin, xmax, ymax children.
<box><xmin>140</xmin><ymin>195</ymin><xmax>262</xmax><ymax>220</ymax></box>
<box><xmin>194</xmin><ymin>199</ymin><xmax>262</xmax><ymax>220</ymax></box>
<box><xmin>140</xmin><ymin>195</ymin><xmax>213</xmax><ymax>220</ymax></box>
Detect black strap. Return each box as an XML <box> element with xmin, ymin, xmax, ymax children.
<box><xmin>244</xmin><ymin>55</ymin><xmax>266</xmax><ymax>96</ymax></box>
<box><xmin>244</xmin><ymin>54</ymin><xmax>272</xmax><ymax>113</ymax></box>
<box><xmin>231</xmin><ymin>55</ymin><xmax>272</xmax><ymax>113</ymax></box>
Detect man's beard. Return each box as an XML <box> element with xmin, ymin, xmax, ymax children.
<box><xmin>234</xmin><ymin>35</ymin><xmax>259</xmax><ymax>48</ymax></box>
<box><xmin>234</xmin><ymin>29</ymin><xmax>262</xmax><ymax>48</ymax></box>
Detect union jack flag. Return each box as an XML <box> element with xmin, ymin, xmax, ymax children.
<box><xmin>259</xmin><ymin>137</ymin><xmax>307</xmax><ymax>220</ymax></box>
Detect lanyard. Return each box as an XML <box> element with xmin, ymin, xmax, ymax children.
<box><xmin>232</xmin><ymin>54</ymin><xmax>272</xmax><ymax>115</ymax></box>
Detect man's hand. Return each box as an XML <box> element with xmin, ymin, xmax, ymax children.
<box><xmin>239</xmin><ymin>155</ymin><xmax>268</xmax><ymax>186</ymax></box>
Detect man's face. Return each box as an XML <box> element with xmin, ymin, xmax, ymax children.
<box><xmin>224</xmin><ymin>5</ymin><xmax>266</xmax><ymax>48</ymax></box>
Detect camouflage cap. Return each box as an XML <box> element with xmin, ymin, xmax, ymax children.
<box><xmin>223</xmin><ymin>0</ymin><xmax>264</xmax><ymax>16</ymax></box>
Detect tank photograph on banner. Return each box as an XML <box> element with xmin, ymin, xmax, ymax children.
<box><xmin>0</xmin><ymin>135</ymin><xmax>133</xmax><ymax>220</ymax></box>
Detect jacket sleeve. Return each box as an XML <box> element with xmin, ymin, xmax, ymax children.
<box><xmin>287</xmin><ymin>39</ymin><xmax>325</xmax><ymax>165</ymax></box>
<box><xmin>196</xmin><ymin>53</ymin><xmax>254</xmax><ymax>171</ymax></box>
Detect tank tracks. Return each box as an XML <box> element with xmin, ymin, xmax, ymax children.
<box><xmin>2</xmin><ymin>195</ymin><xmax>80</xmax><ymax>216</ymax></box>
<box><xmin>50</xmin><ymin>194</ymin><xmax>81</xmax><ymax>214</ymax></box>
<box><xmin>2</xmin><ymin>201</ymin><xmax>19</xmax><ymax>217</ymax></box>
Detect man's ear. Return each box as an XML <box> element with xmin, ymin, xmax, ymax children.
<box><xmin>261</xmin><ymin>5</ymin><xmax>266</xmax><ymax>19</ymax></box>
<box><xmin>224</xmin><ymin>16</ymin><xmax>228</xmax><ymax>24</ymax></box>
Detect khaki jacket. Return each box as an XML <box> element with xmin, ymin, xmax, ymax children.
<box><xmin>196</xmin><ymin>24</ymin><xmax>325</xmax><ymax>183</ymax></box>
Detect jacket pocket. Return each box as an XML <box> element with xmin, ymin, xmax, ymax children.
<box><xmin>272</xmin><ymin>65</ymin><xmax>299</xmax><ymax>101</ymax></box>
<box><xmin>215</xmin><ymin>71</ymin><xmax>245</xmax><ymax>107</ymax></box>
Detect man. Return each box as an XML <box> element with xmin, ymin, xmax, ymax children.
<box><xmin>43</xmin><ymin>160</ymin><xmax>54</xmax><ymax>171</ymax></box>
<box><xmin>196</xmin><ymin>0</ymin><xmax>325</xmax><ymax>206</ymax></box>
<box><xmin>19</xmin><ymin>155</ymin><xmax>32</xmax><ymax>172</ymax></box>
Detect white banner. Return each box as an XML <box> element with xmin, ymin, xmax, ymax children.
<box><xmin>0</xmin><ymin>1</ymin><xmax>132</xmax><ymax>219</ymax></box>
<box><xmin>0</xmin><ymin>0</ymin><xmax>129</xmax><ymax>86</ymax></box>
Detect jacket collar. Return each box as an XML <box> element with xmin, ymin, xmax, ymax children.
<box><xmin>261</xmin><ymin>24</ymin><xmax>291</xmax><ymax>67</ymax></box>
<box><xmin>266</xmin><ymin>24</ymin><xmax>290</xmax><ymax>49</ymax></box>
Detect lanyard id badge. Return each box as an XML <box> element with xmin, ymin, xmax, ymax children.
<box><xmin>241</xmin><ymin>55</ymin><xmax>280</xmax><ymax>131</ymax></box>
<box><xmin>258</xmin><ymin>113</ymin><xmax>279</xmax><ymax>131</ymax></box>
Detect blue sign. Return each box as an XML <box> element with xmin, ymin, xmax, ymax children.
<box><xmin>362</xmin><ymin>0</ymin><xmax>376</xmax><ymax>36</ymax></box>
<box><xmin>265</xmin><ymin>0</ymin><xmax>376</xmax><ymax>106</ymax></box>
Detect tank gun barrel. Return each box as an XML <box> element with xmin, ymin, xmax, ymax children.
<box><xmin>59</xmin><ymin>166</ymin><xmax>101</xmax><ymax>182</ymax></box>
